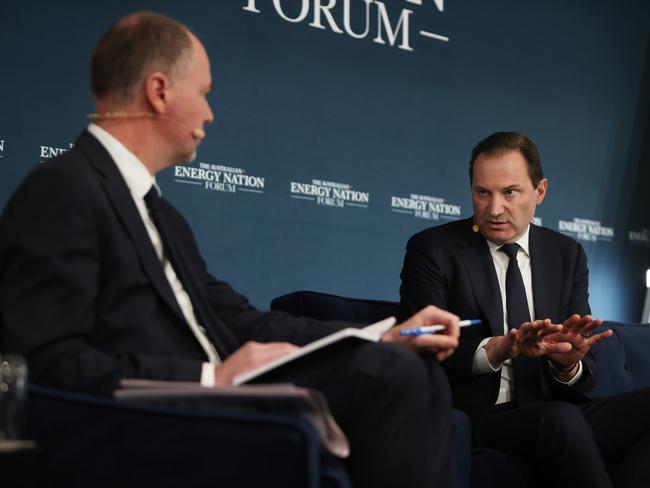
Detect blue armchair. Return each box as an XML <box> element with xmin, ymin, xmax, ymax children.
<box><xmin>588</xmin><ymin>322</ymin><xmax>650</xmax><ymax>397</ymax></box>
<box><xmin>23</xmin><ymin>384</ymin><xmax>351</xmax><ymax>488</ymax></box>
<box><xmin>271</xmin><ymin>290</ymin><xmax>650</xmax><ymax>488</ymax></box>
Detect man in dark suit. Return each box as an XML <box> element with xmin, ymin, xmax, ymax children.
<box><xmin>400</xmin><ymin>132</ymin><xmax>650</xmax><ymax>487</ymax></box>
<box><xmin>0</xmin><ymin>12</ymin><xmax>462</xmax><ymax>488</ymax></box>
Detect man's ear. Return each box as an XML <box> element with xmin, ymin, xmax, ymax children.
<box><xmin>535</xmin><ymin>178</ymin><xmax>548</xmax><ymax>205</ymax></box>
<box><xmin>144</xmin><ymin>71</ymin><xmax>170</xmax><ymax>115</ymax></box>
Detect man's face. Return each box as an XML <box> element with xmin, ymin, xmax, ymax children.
<box><xmin>471</xmin><ymin>150</ymin><xmax>547</xmax><ymax>245</ymax></box>
<box><xmin>166</xmin><ymin>34</ymin><xmax>214</xmax><ymax>163</ymax></box>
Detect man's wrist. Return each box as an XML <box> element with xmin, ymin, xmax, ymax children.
<box><xmin>548</xmin><ymin>360</ymin><xmax>579</xmax><ymax>375</ymax></box>
<box><xmin>485</xmin><ymin>336</ymin><xmax>510</xmax><ymax>366</ymax></box>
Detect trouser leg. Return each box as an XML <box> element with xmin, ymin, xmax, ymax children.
<box><xmin>475</xmin><ymin>401</ymin><xmax>613</xmax><ymax>488</ymax></box>
<box><xmin>581</xmin><ymin>387</ymin><xmax>650</xmax><ymax>488</ymax></box>
<box><xmin>262</xmin><ymin>341</ymin><xmax>458</xmax><ymax>488</ymax></box>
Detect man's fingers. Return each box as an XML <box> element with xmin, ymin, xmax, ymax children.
<box><xmin>536</xmin><ymin>324</ymin><xmax>563</xmax><ymax>337</ymax></box>
<box><xmin>413</xmin><ymin>334</ymin><xmax>459</xmax><ymax>352</ymax></box>
<box><xmin>436</xmin><ymin>349</ymin><xmax>454</xmax><ymax>362</ymax></box>
<box><xmin>517</xmin><ymin>322</ymin><xmax>542</xmax><ymax>336</ymax></box>
<box><xmin>546</xmin><ymin>342</ymin><xmax>572</xmax><ymax>354</ymax></box>
<box><xmin>242</xmin><ymin>341</ymin><xmax>299</xmax><ymax>366</ymax></box>
<box><xmin>517</xmin><ymin>321</ymin><xmax>560</xmax><ymax>341</ymax></box>
<box><xmin>215</xmin><ymin>341</ymin><xmax>299</xmax><ymax>385</ymax></box>
<box><xmin>586</xmin><ymin>329</ymin><xmax>613</xmax><ymax>347</ymax></box>
<box><xmin>563</xmin><ymin>315</ymin><xmax>605</xmax><ymax>338</ymax></box>
<box><xmin>562</xmin><ymin>314</ymin><xmax>584</xmax><ymax>330</ymax></box>
<box><xmin>578</xmin><ymin>319</ymin><xmax>604</xmax><ymax>336</ymax></box>
<box><xmin>400</xmin><ymin>305</ymin><xmax>461</xmax><ymax>339</ymax></box>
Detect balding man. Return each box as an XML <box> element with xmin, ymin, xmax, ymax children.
<box><xmin>0</xmin><ymin>12</ymin><xmax>460</xmax><ymax>488</ymax></box>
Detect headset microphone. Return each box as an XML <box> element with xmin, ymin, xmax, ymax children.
<box><xmin>471</xmin><ymin>216</ymin><xmax>479</xmax><ymax>233</ymax></box>
<box><xmin>88</xmin><ymin>112</ymin><xmax>205</xmax><ymax>140</ymax></box>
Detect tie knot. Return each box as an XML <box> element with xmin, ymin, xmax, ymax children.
<box><xmin>144</xmin><ymin>187</ymin><xmax>161</xmax><ymax>212</ymax></box>
<box><xmin>499</xmin><ymin>243</ymin><xmax>520</xmax><ymax>260</ymax></box>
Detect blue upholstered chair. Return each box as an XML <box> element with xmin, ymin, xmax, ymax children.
<box><xmin>271</xmin><ymin>290</ymin><xmax>650</xmax><ymax>488</ymax></box>
<box><xmin>24</xmin><ymin>385</ymin><xmax>352</xmax><ymax>488</ymax></box>
<box><xmin>588</xmin><ymin>322</ymin><xmax>650</xmax><ymax>397</ymax></box>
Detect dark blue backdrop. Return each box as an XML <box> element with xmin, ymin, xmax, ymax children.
<box><xmin>1</xmin><ymin>0</ymin><xmax>649</xmax><ymax>320</ymax></box>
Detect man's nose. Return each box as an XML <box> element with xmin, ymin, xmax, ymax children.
<box><xmin>205</xmin><ymin>102</ymin><xmax>214</xmax><ymax>125</ymax></box>
<box><xmin>486</xmin><ymin>196</ymin><xmax>505</xmax><ymax>217</ymax></box>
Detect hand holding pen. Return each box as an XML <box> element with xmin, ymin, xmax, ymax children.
<box><xmin>382</xmin><ymin>305</ymin><xmax>466</xmax><ymax>361</ymax></box>
<box><xmin>400</xmin><ymin>319</ymin><xmax>481</xmax><ymax>336</ymax></box>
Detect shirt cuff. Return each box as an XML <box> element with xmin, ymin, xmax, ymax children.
<box><xmin>200</xmin><ymin>362</ymin><xmax>216</xmax><ymax>386</ymax></box>
<box><xmin>473</xmin><ymin>337</ymin><xmax>502</xmax><ymax>375</ymax></box>
<box><xmin>549</xmin><ymin>360</ymin><xmax>583</xmax><ymax>385</ymax></box>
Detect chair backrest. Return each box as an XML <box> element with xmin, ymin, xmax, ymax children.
<box><xmin>271</xmin><ymin>290</ymin><xmax>399</xmax><ymax>325</ymax></box>
<box><xmin>271</xmin><ymin>293</ymin><xmax>650</xmax><ymax>401</ymax></box>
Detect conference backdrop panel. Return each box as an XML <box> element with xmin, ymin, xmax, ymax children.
<box><xmin>1</xmin><ymin>0</ymin><xmax>649</xmax><ymax>321</ymax></box>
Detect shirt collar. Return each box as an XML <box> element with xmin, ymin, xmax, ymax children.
<box><xmin>87</xmin><ymin>123</ymin><xmax>160</xmax><ymax>198</ymax></box>
<box><xmin>486</xmin><ymin>225</ymin><xmax>531</xmax><ymax>257</ymax></box>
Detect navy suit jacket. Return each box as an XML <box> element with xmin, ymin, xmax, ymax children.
<box><xmin>0</xmin><ymin>130</ymin><xmax>343</xmax><ymax>395</ymax></box>
<box><xmin>399</xmin><ymin>217</ymin><xmax>596</xmax><ymax>421</ymax></box>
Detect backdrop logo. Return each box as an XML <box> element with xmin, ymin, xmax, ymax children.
<box><xmin>0</xmin><ymin>139</ymin><xmax>4</xmax><ymax>158</ymax></box>
<box><xmin>628</xmin><ymin>228</ymin><xmax>650</xmax><ymax>248</ymax></box>
<box><xmin>290</xmin><ymin>178</ymin><xmax>370</xmax><ymax>208</ymax></box>
<box><xmin>391</xmin><ymin>193</ymin><xmax>460</xmax><ymax>220</ymax></box>
<box><xmin>40</xmin><ymin>143</ymin><xmax>73</xmax><ymax>162</ymax></box>
<box><xmin>532</xmin><ymin>216</ymin><xmax>542</xmax><ymax>226</ymax></box>
<box><xmin>243</xmin><ymin>0</ymin><xmax>448</xmax><ymax>52</ymax></box>
<box><xmin>174</xmin><ymin>162</ymin><xmax>265</xmax><ymax>194</ymax></box>
<box><xmin>558</xmin><ymin>218</ymin><xmax>614</xmax><ymax>243</ymax></box>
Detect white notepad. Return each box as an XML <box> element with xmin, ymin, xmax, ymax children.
<box><xmin>233</xmin><ymin>316</ymin><xmax>397</xmax><ymax>385</ymax></box>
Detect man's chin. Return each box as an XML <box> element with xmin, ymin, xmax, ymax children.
<box><xmin>480</xmin><ymin>228</ymin><xmax>514</xmax><ymax>245</ymax></box>
<box><xmin>175</xmin><ymin>149</ymin><xmax>198</xmax><ymax>165</ymax></box>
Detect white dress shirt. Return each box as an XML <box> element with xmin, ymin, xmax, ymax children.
<box><xmin>87</xmin><ymin>124</ymin><xmax>219</xmax><ymax>386</ymax></box>
<box><xmin>471</xmin><ymin>225</ymin><xmax>582</xmax><ymax>404</ymax></box>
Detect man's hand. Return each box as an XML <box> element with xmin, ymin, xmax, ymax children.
<box><xmin>381</xmin><ymin>305</ymin><xmax>460</xmax><ymax>361</ymax></box>
<box><xmin>214</xmin><ymin>341</ymin><xmax>299</xmax><ymax>385</ymax></box>
<box><xmin>545</xmin><ymin>314</ymin><xmax>611</xmax><ymax>369</ymax></box>
<box><xmin>484</xmin><ymin>319</ymin><xmax>572</xmax><ymax>367</ymax></box>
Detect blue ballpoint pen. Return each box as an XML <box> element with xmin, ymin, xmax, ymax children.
<box><xmin>399</xmin><ymin>319</ymin><xmax>482</xmax><ymax>336</ymax></box>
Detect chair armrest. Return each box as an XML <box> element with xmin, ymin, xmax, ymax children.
<box><xmin>26</xmin><ymin>385</ymin><xmax>335</xmax><ymax>488</ymax></box>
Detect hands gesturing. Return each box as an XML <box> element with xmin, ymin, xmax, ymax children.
<box><xmin>545</xmin><ymin>314</ymin><xmax>612</xmax><ymax>369</ymax></box>
<box><xmin>484</xmin><ymin>315</ymin><xmax>611</xmax><ymax>370</ymax></box>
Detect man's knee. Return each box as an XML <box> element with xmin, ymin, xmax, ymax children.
<box><xmin>538</xmin><ymin>401</ymin><xmax>592</xmax><ymax>446</ymax></box>
<box><xmin>540</xmin><ymin>402</ymin><xmax>585</xmax><ymax>424</ymax></box>
<box><xmin>356</xmin><ymin>342</ymin><xmax>426</xmax><ymax>380</ymax></box>
<box><xmin>362</xmin><ymin>343</ymin><xmax>451</xmax><ymax>407</ymax></box>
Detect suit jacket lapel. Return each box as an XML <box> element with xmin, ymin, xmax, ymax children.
<box><xmin>74</xmin><ymin>131</ymin><xmax>187</xmax><ymax>323</ymax></box>
<box><xmin>458</xmin><ymin>230</ymin><xmax>504</xmax><ymax>336</ymax></box>
<box><xmin>529</xmin><ymin>224</ymin><xmax>560</xmax><ymax>322</ymax></box>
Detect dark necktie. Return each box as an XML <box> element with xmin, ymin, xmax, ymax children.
<box><xmin>499</xmin><ymin>243</ymin><xmax>537</xmax><ymax>404</ymax></box>
<box><xmin>144</xmin><ymin>187</ymin><xmax>203</xmax><ymax>310</ymax></box>
<box><xmin>144</xmin><ymin>187</ymin><xmax>219</xmax><ymax>361</ymax></box>
<box><xmin>144</xmin><ymin>188</ymin><xmax>177</xmax><ymax>268</ymax></box>
<box><xmin>499</xmin><ymin>243</ymin><xmax>531</xmax><ymax>329</ymax></box>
